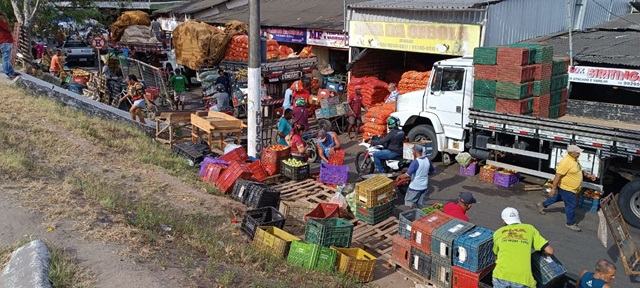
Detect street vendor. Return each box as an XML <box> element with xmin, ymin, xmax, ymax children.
<box><xmin>286</xmin><ymin>124</ymin><xmax>307</xmax><ymax>162</ymax></box>
<box><xmin>118</xmin><ymin>74</ymin><xmax>154</xmax><ymax>125</ymax></box>
<box><xmin>277</xmin><ymin>108</ymin><xmax>293</xmax><ymax>145</ymax></box>
<box><xmin>396</xmin><ymin>145</ymin><xmax>435</xmax><ymax>208</ymax></box>
<box><xmin>386</xmin><ymin>83</ymin><xmax>400</xmax><ymax>103</ymax></box>
<box><xmin>204</xmin><ymin>84</ymin><xmax>232</xmax><ymax>113</ymax></box>
<box><xmin>316</xmin><ymin>129</ymin><xmax>342</xmax><ymax>164</ymax></box>
<box><xmin>292</xmin><ymin>98</ymin><xmax>309</xmax><ymax>131</ymax></box>
<box><xmin>443</xmin><ymin>192</ymin><xmax>476</xmax><ymax>222</ymax></box>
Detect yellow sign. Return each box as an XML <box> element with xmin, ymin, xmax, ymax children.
<box><xmin>349</xmin><ymin>21</ymin><xmax>481</xmax><ymax>56</ymax></box>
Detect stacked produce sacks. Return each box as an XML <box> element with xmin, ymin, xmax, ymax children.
<box><xmin>472</xmin><ymin>44</ymin><xmax>569</xmax><ymax>119</ymax></box>
<box><xmin>225</xmin><ymin>35</ymin><xmax>249</xmax><ymax>61</ymax></box>
<box><xmin>347</xmin><ymin>76</ymin><xmax>388</xmax><ymax>107</ymax></box>
<box><xmin>398</xmin><ymin>70</ymin><xmax>432</xmax><ymax>94</ymax></box>
<box><xmin>362</xmin><ymin>102</ymin><xmax>396</xmax><ymax>140</ymax></box>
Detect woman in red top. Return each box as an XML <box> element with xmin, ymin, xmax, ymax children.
<box><xmin>118</xmin><ymin>74</ymin><xmax>154</xmax><ymax>124</ymax></box>
<box><xmin>286</xmin><ymin>124</ymin><xmax>307</xmax><ymax>162</ymax></box>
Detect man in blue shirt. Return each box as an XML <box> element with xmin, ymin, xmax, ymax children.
<box><xmin>282</xmin><ymin>86</ymin><xmax>294</xmax><ymax>110</ymax></box>
<box><xmin>277</xmin><ymin>108</ymin><xmax>293</xmax><ymax>145</ymax></box>
<box><xmin>577</xmin><ymin>260</ymin><xmax>616</xmax><ymax>288</ymax></box>
<box><xmin>397</xmin><ymin>145</ymin><xmax>435</xmax><ymax>208</ymax></box>
<box><xmin>215</xmin><ymin>69</ymin><xmax>229</xmax><ymax>92</ymax></box>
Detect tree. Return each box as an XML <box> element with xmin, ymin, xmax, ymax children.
<box><xmin>6</xmin><ymin>0</ymin><xmax>40</xmax><ymax>28</ymax></box>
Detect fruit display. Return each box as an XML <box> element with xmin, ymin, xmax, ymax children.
<box><xmin>283</xmin><ymin>158</ymin><xmax>306</xmax><ymax>167</ymax></box>
<box><xmin>496</xmin><ymin>169</ymin><xmax>518</xmax><ymax>175</ymax></box>
<box><xmin>421</xmin><ymin>203</ymin><xmax>443</xmax><ymax>215</ymax></box>
<box><xmin>270</xmin><ymin>144</ymin><xmax>289</xmax><ymax>152</ymax></box>
<box><xmin>582</xmin><ymin>189</ymin><xmax>602</xmax><ymax>199</ymax></box>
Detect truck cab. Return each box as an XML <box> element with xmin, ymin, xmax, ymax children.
<box><xmin>394</xmin><ymin>57</ymin><xmax>475</xmax><ymax>164</ymax></box>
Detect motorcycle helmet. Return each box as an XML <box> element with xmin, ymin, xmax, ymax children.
<box><xmin>387</xmin><ymin>116</ymin><xmax>400</xmax><ymax>129</ymax></box>
<box><xmin>295</xmin><ymin>98</ymin><xmax>305</xmax><ymax>107</ymax></box>
<box><xmin>215</xmin><ymin>84</ymin><xmax>225</xmax><ymax>92</ymax></box>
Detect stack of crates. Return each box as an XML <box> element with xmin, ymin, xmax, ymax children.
<box><xmin>531</xmin><ymin>251</ymin><xmax>567</xmax><ymax>287</ymax></box>
<box><xmin>304</xmin><ymin>218</ymin><xmax>354</xmax><ymax>248</ymax></box>
<box><xmin>430</xmin><ymin>219</ymin><xmax>476</xmax><ymax>288</ymax></box>
<box><xmin>549</xmin><ymin>57</ymin><xmax>570</xmax><ymax>118</ymax></box>
<box><xmin>406</xmin><ymin>211</ymin><xmax>454</xmax><ymax>281</ymax></box>
<box><xmin>355</xmin><ymin>175</ymin><xmax>395</xmax><ymax>225</ymax></box>
<box><xmin>451</xmin><ymin>227</ymin><xmax>496</xmax><ymax>288</ymax></box>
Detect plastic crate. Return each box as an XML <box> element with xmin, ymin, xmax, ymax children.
<box><xmin>410</xmin><ymin>211</ymin><xmax>454</xmax><ymax>254</ymax></box>
<box><xmin>304</xmin><ymin>203</ymin><xmax>340</xmax><ymax>222</ymax></box>
<box><xmin>218</xmin><ymin>146</ymin><xmax>249</xmax><ymax>163</ymax></box>
<box><xmin>331</xmin><ymin>247</ymin><xmax>377</xmax><ymax>283</ymax></box>
<box><xmin>391</xmin><ymin>234</ymin><xmax>411</xmax><ymax>268</ymax></box>
<box><xmin>280</xmin><ymin>160</ymin><xmax>310</xmax><ymax>181</ymax></box>
<box><xmin>287</xmin><ymin>241</ymin><xmax>318</xmax><ymax>269</ymax></box>
<box><xmin>201</xmin><ymin>163</ymin><xmax>226</xmax><ymax>184</ymax></box>
<box><xmin>410</xmin><ymin>246</ymin><xmax>432</xmax><ymax>280</ymax></box>
<box><xmin>253</xmin><ymin>226</ymin><xmax>300</xmax><ymax>258</ymax></box>
<box><xmin>431</xmin><ymin>219</ymin><xmax>476</xmax><ymax>263</ymax></box>
<box><xmin>452</xmin><ymin>264</ymin><xmax>495</xmax><ymax>288</ymax></box>
<box><xmin>533</xmin><ymin>80</ymin><xmax>551</xmax><ymax>96</ymax></box>
<box><xmin>356</xmin><ymin>200</ymin><xmax>395</xmax><ymax>225</ymax></box>
<box><xmin>473</xmin><ymin>94</ymin><xmax>497</xmax><ymax>111</ymax></box>
<box><xmin>474</xmin><ymin>65</ymin><xmax>498</xmax><ymax>81</ymax></box>
<box><xmin>549</xmin><ymin>103</ymin><xmax>562</xmax><ymax>119</ymax></box>
<box><xmin>355</xmin><ymin>175</ymin><xmax>394</xmax><ymax>208</ymax></box>
<box><xmin>398</xmin><ymin>209</ymin><xmax>427</xmax><ymax>240</ymax></box>
<box><xmin>497</xmin><ymin>47</ymin><xmax>530</xmax><ymax>66</ymax></box>
<box><xmin>328</xmin><ymin>149</ymin><xmax>346</xmax><ymax>165</ymax></box>
<box><xmin>473</xmin><ymin>80</ymin><xmax>497</xmax><ymax>96</ymax></box>
<box><xmin>172</xmin><ymin>142</ymin><xmax>206</xmax><ymax>165</ymax></box>
<box><xmin>231</xmin><ymin>179</ymin><xmax>256</xmax><ymax>203</ymax></box>
<box><xmin>245</xmin><ymin>183</ymin><xmax>281</xmax><ymax>209</ymax></box>
<box><xmin>550</xmin><ymin>89</ymin><xmax>564</xmax><ymax>105</ymax></box>
<box><xmin>279</xmin><ymin>201</ymin><xmax>317</xmax><ymax>223</ymax></box>
<box><xmin>316</xmin><ymin>245</ymin><xmax>338</xmax><ymax>272</ymax></box>
<box><xmin>473</xmin><ymin>47</ymin><xmax>498</xmax><ymax>65</ymax></box>
<box><xmin>496</xmin><ymin>82</ymin><xmax>530</xmax><ymax>99</ymax></box>
<box><xmin>305</xmin><ymin>218</ymin><xmax>354</xmax><ymax>248</ymax></box>
<box><xmin>431</xmin><ymin>256</ymin><xmax>453</xmax><ymax>288</ymax></box>
<box><xmin>261</xmin><ymin>145</ymin><xmax>291</xmax><ymax>176</ymax></box>
<box><xmin>531</xmin><ymin>252</ymin><xmax>567</xmax><ymax>287</ymax></box>
<box><xmin>199</xmin><ymin>157</ymin><xmax>227</xmax><ymax>177</ymax></box>
<box><xmin>479</xmin><ymin>165</ymin><xmax>497</xmax><ymax>183</ymax></box>
<box><xmin>494</xmin><ymin>171</ymin><xmax>520</xmax><ymax>187</ymax></box>
<box><xmin>410</xmin><ymin>211</ymin><xmax>453</xmax><ymax>254</ymax></box>
<box><xmin>215</xmin><ymin>161</ymin><xmax>252</xmax><ymax>194</ymax></box>
<box><xmin>453</xmin><ymin>227</ymin><xmax>496</xmax><ymax>272</ymax></box>
<box><xmin>247</xmin><ymin>160</ymin><xmax>268</xmax><ymax>182</ymax></box>
<box><xmin>578</xmin><ymin>195</ymin><xmax>599</xmax><ymax>212</ymax></box>
<box><xmin>319</xmin><ymin>163</ymin><xmax>349</xmax><ymax>185</ymax></box>
<box><xmin>459</xmin><ymin>163</ymin><xmax>479</xmax><ymax>176</ymax></box>
<box><xmin>241</xmin><ymin>207</ymin><xmax>286</xmax><ymax>240</ymax></box>
<box><xmin>496</xmin><ymin>65</ymin><xmax>535</xmax><ymax>83</ymax></box>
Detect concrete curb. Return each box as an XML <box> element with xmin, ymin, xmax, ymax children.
<box><xmin>0</xmin><ymin>240</ymin><xmax>52</xmax><ymax>288</ymax></box>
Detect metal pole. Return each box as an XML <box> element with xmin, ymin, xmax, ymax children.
<box><xmin>247</xmin><ymin>0</ymin><xmax>263</xmax><ymax>158</ymax></box>
<box><xmin>567</xmin><ymin>0</ymin><xmax>574</xmax><ymax>66</ymax></box>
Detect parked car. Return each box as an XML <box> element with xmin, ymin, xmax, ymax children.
<box><xmin>61</xmin><ymin>40</ymin><xmax>96</xmax><ymax>64</ymax></box>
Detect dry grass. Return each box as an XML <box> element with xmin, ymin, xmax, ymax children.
<box><xmin>48</xmin><ymin>244</ymin><xmax>96</xmax><ymax>288</ymax></box>
<box><xmin>0</xmin><ymin>82</ymin><xmax>363</xmax><ymax>287</ymax></box>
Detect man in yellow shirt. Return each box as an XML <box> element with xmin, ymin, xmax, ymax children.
<box><xmin>536</xmin><ymin>145</ymin><xmax>597</xmax><ymax>232</ymax></box>
<box><xmin>493</xmin><ymin>207</ymin><xmax>555</xmax><ymax>288</ymax></box>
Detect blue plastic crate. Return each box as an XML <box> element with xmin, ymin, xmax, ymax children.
<box><xmin>409</xmin><ymin>247</ymin><xmax>431</xmax><ymax>280</ymax></box>
<box><xmin>399</xmin><ymin>209</ymin><xmax>426</xmax><ymax>240</ymax></box>
<box><xmin>326</xmin><ymin>81</ymin><xmax>340</xmax><ymax>92</ymax></box>
<box><xmin>578</xmin><ymin>195</ymin><xmax>599</xmax><ymax>212</ymax></box>
<box><xmin>430</xmin><ymin>219</ymin><xmax>475</xmax><ymax>263</ymax></box>
<box><xmin>531</xmin><ymin>251</ymin><xmax>567</xmax><ymax>288</ymax></box>
<box><xmin>430</xmin><ymin>255</ymin><xmax>453</xmax><ymax>288</ymax></box>
<box><xmin>453</xmin><ymin>227</ymin><xmax>495</xmax><ymax>272</ymax></box>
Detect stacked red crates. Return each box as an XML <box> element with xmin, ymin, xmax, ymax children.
<box><xmin>216</xmin><ymin>161</ymin><xmax>253</xmax><ymax>194</ymax></box>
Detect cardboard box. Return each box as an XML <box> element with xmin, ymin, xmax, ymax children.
<box><xmin>403</xmin><ymin>140</ymin><xmax>433</xmax><ymax>160</ymax></box>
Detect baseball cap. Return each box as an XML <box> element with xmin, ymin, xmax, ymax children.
<box><xmin>316</xmin><ymin>129</ymin><xmax>327</xmax><ymax>142</ymax></box>
<box><xmin>501</xmin><ymin>207</ymin><xmax>521</xmax><ymax>225</ymax></box>
<box><xmin>567</xmin><ymin>145</ymin><xmax>584</xmax><ymax>153</ymax></box>
<box><xmin>459</xmin><ymin>192</ymin><xmax>477</xmax><ymax>204</ymax></box>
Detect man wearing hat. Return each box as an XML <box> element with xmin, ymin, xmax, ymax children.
<box><xmin>493</xmin><ymin>207</ymin><xmax>555</xmax><ymax>288</ymax></box>
<box><xmin>443</xmin><ymin>192</ymin><xmax>476</xmax><ymax>222</ymax></box>
<box><xmin>536</xmin><ymin>144</ymin><xmax>597</xmax><ymax>232</ymax></box>
<box><xmin>315</xmin><ymin>129</ymin><xmax>341</xmax><ymax>164</ymax></box>
<box><xmin>397</xmin><ymin>144</ymin><xmax>435</xmax><ymax>208</ymax></box>
<box><xmin>347</xmin><ymin>85</ymin><xmax>363</xmax><ymax>140</ymax></box>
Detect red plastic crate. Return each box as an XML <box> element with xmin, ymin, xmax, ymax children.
<box><xmin>559</xmin><ymin>101</ymin><xmax>567</xmax><ymax>117</ymax></box>
<box><xmin>474</xmin><ymin>65</ymin><xmax>497</xmax><ymax>81</ymax></box>
<box><xmin>533</xmin><ymin>63</ymin><xmax>553</xmax><ymax>80</ymax></box>
<box><xmin>219</xmin><ymin>147</ymin><xmax>249</xmax><ymax>163</ymax></box>
<box><xmin>532</xmin><ymin>94</ymin><xmax>551</xmax><ymax>118</ymax></box>
<box><xmin>410</xmin><ymin>211</ymin><xmax>454</xmax><ymax>254</ymax></box>
<box><xmin>247</xmin><ymin>160</ymin><xmax>268</xmax><ymax>182</ymax></box>
<box><xmin>261</xmin><ymin>145</ymin><xmax>291</xmax><ymax>175</ymax></box>
<box><xmin>497</xmin><ymin>47</ymin><xmax>529</xmax><ymax>66</ymax></box>
<box><xmin>328</xmin><ymin>149</ymin><xmax>345</xmax><ymax>165</ymax></box>
<box><xmin>496</xmin><ymin>65</ymin><xmax>535</xmax><ymax>83</ymax></box>
<box><xmin>561</xmin><ymin>88</ymin><xmax>568</xmax><ymax>103</ymax></box>
<box><xmin>452</xmin><ymin>264</ymin><xmax>495</xmax><ymax>288</ymax></box>
<box><xmin>478</xmin><ymin>166</ymin><xmax>496</xmax><ymax>183</ymax></box>
<box><xmin>215</xmin><ymin>161</ymin><xmax>253</xmax><ymax>194</ymax></box>
<box><xmin>201</xmin><ymin>163</ymin><xmax>226</xmax><ymax>184</ymax></box>
<box><xmin>391</xmin><ymin>234</ymin><xmax>411</xmax><ymax>268</ymax></box>
<box><xmin>304</xmin><ymin>203</ymin><xmax>340</xmax><ymax>223</ymax></box>
<box><xmin>496</xmin><ymin>98</ymin><xmax>533</xmax><ymax>114</ymax></box>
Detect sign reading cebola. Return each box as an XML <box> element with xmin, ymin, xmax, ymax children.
<box><xmin>349</xmin><ymin>21</ymin><xmax>481</xmax><ymax>56</ymax></box>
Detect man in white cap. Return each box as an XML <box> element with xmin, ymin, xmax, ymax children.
<box><xmin>536</xmin><ymin>144</ymin><xmax>597</xmax><ymax>232</ymax></box>
<box><xmin>493</xmin><ymin>207</ymin><xmax>554</xmax><ymax>288</ymax></box>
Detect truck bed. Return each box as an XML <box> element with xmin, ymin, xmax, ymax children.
<box><xmin>558</xmin><ymin>115</ymin><xmax>640</xmax><ymax>132</ymax></box>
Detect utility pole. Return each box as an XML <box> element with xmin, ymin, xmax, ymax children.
<box><xmin>567</xmin><ymin>0</ymin><xmax>574</xmax><ymax>66</ymax></box>
<box><xmin>247</xmin><ymin>0</ymin><xmax>262</xmax><ymax>158</ymax></box>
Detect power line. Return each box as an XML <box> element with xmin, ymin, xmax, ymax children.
<box><xmin>591</xmin><ymin>0</ymin><xmax>640</xmax><ymax>27</ymax></box>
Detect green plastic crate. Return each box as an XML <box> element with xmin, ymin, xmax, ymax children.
<box><xmin>549</xmin><ymin>104</ymin><xmax>561</xmax><ymax>119</ymax></box>
<box><xmin>474</xmin><ymin>80</ymin><xmax>497</xmax><ymax>96</ymax></box>
<box><xmin>552</xmin><ymin>58</ymin><xmax>567</xmax><ymax>75</ymax></box>
<box><xmin>496</xmin><ymin>82</ymin><xmax>530</xmax><ymax>99</ymax></box>
<box><xmin>356</xmin><ymin>200</ymin><xmax>394</xmax><ymax>225</ymax></box>
<box><xmin>533</xmin><ymin>80</ymin><xmax>551</xmax><ymax>96</ymax></box>
<box><xmin>509</xmin><ymin>43</ymin><xmax>553</xmax><ymax>63</ymax></box>
<box><xmin>551</xmin><ymin>74</ymin><xmax>569</xmax><ymax>90</ymax></box>
<box><xmin>287</xmin><ymin>241</ymin><xmax>318</xmax><ymax>269</ymax></box>
<box><xmin>473</xmin><ymin>95</ymin><xmax>497</xmax><ymax>111</ymax></box>
<box><xmin>550</xmin><ymin>89</ymin><xmax>563</xmax><ymax>105</ymax></box>
<box><xmin>305</xmin><ymin>218</ymin><xmax>354</xmax><ymax>248</ymax></box>
<box><xmin>473</xmin><ymin>47</ymin><xmax>498</xmax><ymax>65</ymax></box>
<box><xmin>315</xmin><ymin>246</ymin><xmax>338</xmax><ymax>272</ymax></box>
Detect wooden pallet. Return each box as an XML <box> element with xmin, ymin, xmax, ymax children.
<box><xmin>270</xmin><ymin>178</ymin><xmax>336</xmax><ymax>203</ymax></box>
<box><xmin>387</xmin><ymin>259</ymin><xmax>439</xmax><ymax>288</ymax></box>
<box><xmin>351</xmin><ymin>217</ymin><xmax>398</xmax><ymax>261</ymax></box>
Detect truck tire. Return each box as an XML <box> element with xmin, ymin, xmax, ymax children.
<box><xmin>408</xmin><ymin>125</ymin><xmax>438</xmax><ymax>161</ymax></box>
<box><xmin>618</xmin><ymin>179</ymin><xmax>640</xmax><ymax>229</ymax></box>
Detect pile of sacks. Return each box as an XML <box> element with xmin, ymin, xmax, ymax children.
<box><xmin>225</xmin><ymin>35</ymin><xmax>249</xmax><ymax>61</ymax></box>
<box><xmin>347</xmin><ymin>76</ymin><xmax>388</xmax><ymax>107</ymax></box>
<box><xmin>173</xmin><ymin>20</ymin><xmax>248</xmax><ymax>70</ymax></box>
<box><xmin>398</xmin><ymin>70</ymin><xmax>431</xmax><ymax>94</ymax></box>
<box><xmin>119</xmin><ymin>25</ymin><xmax>160</xmax><ymax>44</ymax></box>
<box><xmin>361</xmin><ymin>102</ymin><xmax>396</xmax><ymax>140</ymax></box>
<box><xmin>110</xmin><ymin>11</ymin><xmax>151</xmax><ymax>42</ymax></box>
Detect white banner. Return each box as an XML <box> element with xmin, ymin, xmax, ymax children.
<box><xmin>306</xmin><ymin>29</ymin><xmax>348</xmax><ymax>48</ymax></box>
<box><xmin>569</xmin><ymin>65</ymin><xmax>640</xmax><ymax>88</ymax></box>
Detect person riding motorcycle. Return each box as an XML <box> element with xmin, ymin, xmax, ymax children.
<box><xmin>370</xmin><ymin>116</ymin><xmax>405</xmax><ymax>173</ymax></box>
<box><xmin>204</xmin><ymin>84</ymin><xmax>232</xmax><ymax>112</ymax></box>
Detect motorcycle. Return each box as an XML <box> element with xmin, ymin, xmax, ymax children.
<box><xmin>355</xmin><ymin>141</ymin><xmax>412</xmax><ymax>175</ymax></box>
<box><xmin>302</xmin><ymin>129</ymin><xmax>318</xmax><ymax>163</ymax></box>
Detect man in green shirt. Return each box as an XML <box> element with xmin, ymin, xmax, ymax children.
<box><xmin>169</xmin><ymin>68</ymin><xmax>187</xmax><ymax>110</ymax></box>
<box><xmin>493</xmin><ymin>207</ymin><xmax>555</xmax><ymax>288</ymax></box>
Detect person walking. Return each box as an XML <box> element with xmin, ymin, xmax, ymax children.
<box><xmin>493</xmin><ymin>207</ymin><xmax>555</xmax><ymax>288</ymax></box>
<box><xmin>151</xmin><ymin>18</ymin><xmax>162</xmax><ymax>39</ymax></box>
<box><xmin>169</xmin><ymin>68</ymin><xmax>187</xmax><ymax>110</ymax></box>
<box><xmin>118</xmin><ymin>74</ymin><xmax>154</xmax><ymax>125</ymax></box>
<box><xmin>0</xmin><ymin>11</ymin><xmax>17</xmax><ymax>79</ymax></box>
<box><xmin>347</xmin><ymin>85</ymin><xmax>363</xmax><ymax>140</ymax></box>
<box><xmin>577</xmin><ymin>260</ymin><xmax>616</xmax><ymax>288</ymax></box>
<box><xmin>443</xmin><ymin>192</ymin><xmax>476</xmax><ymax>222</ymax></box>
<box><xmin>50</xmin><ymin>49</ymin><xmax>63</xmax><ymax>77</ymax></box>
<box><xmin>277</xmin><ymin>108</ymin><xmax>293</xmax><ymax>146</ymax></box>
<box><xmin>536</xmin><ymin>145</ymin><xmax>597</xmax><ymax>232</ymax></box>
<box><xmin>370</xmin><ymin>116</ymin><xmax>405</xmax><ymax>173</ymax></box>
<box><xmin>396</xmin><ymin>145</ymin><xmax>435</xmax><ymax>208</ymax></box>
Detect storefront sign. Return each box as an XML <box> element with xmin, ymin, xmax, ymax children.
<box><xmin>569</xmin><ymin>66</ymin><xmax>640</xmax><ymax>88</ymax></box>
<box><xmin>348</xmin><ymin>21</ymin><xmax>481</xmax><ymax>55</ymax></box>
<box><xmin>306</xmin><ymin>29</ymin><xmax>348</xmax><ymax>48</ymax></box>
<box><xmin>261</xmin><ymin>27</ymin><xmax>306</xmax><ymax>44</ymax></box>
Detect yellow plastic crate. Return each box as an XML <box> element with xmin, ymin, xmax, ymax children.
<box><xmin>253</xmin><ymin>226</ymin><xmax>301</xmax><ymax>258</ymax></box>
<box><xmin>355</xmin><ymin>175</ymin><xmax>394</xmax><ymax>208</ymax></box>
<box><xmin>330</xmin><ymin>246</ymin><xmax>377</xmax><ymax>283</ymax></box>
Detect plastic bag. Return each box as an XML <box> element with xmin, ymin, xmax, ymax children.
<box><xmin>330</xmin><ymin>192</ymin><xmax>347</xmax><ymax>210</ymax></box>
<box><xmin>455</xmin><ymin>152</ymin><xmax>473</xmax><ymax>167</ymax></box>
<box><xmin>224</xmin><ymin>143</ymin><xmax>241</xmax><ymax>155</ymax></box>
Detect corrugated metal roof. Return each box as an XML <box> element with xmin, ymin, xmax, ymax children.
<box><xmin>348</xmin><ymin>0</ymin><xmax>504</xmax><ymax>10</ymax></box>
<box><xmin>199</xmin><ymin>0</ymin><xmax>369</xmax><ymax>30</ymax></box>
<box><xmin>155</xmin><ymin>0</ymin><xmax>226</xmax><ymax>14</ymax></box>
<box><xmin>592</xmin><ymin>12</ymin><xmax>640</xmax><ymax>31</ymax></box>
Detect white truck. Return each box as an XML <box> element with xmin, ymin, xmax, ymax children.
<box><xmin>392</xmin><ymin>56</ymin><xmax>640</xmax><ymax>228</ymax></box>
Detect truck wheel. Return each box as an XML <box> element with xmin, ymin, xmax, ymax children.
<box><xmin>408</xmin><ymin>125</ymin><xmax>438</xmax><ymax>161</ymax></box>
<box><xmin>618</xmin><ymin>179</ymin><xmax>640</xmax><ymax>229</ymax></box>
